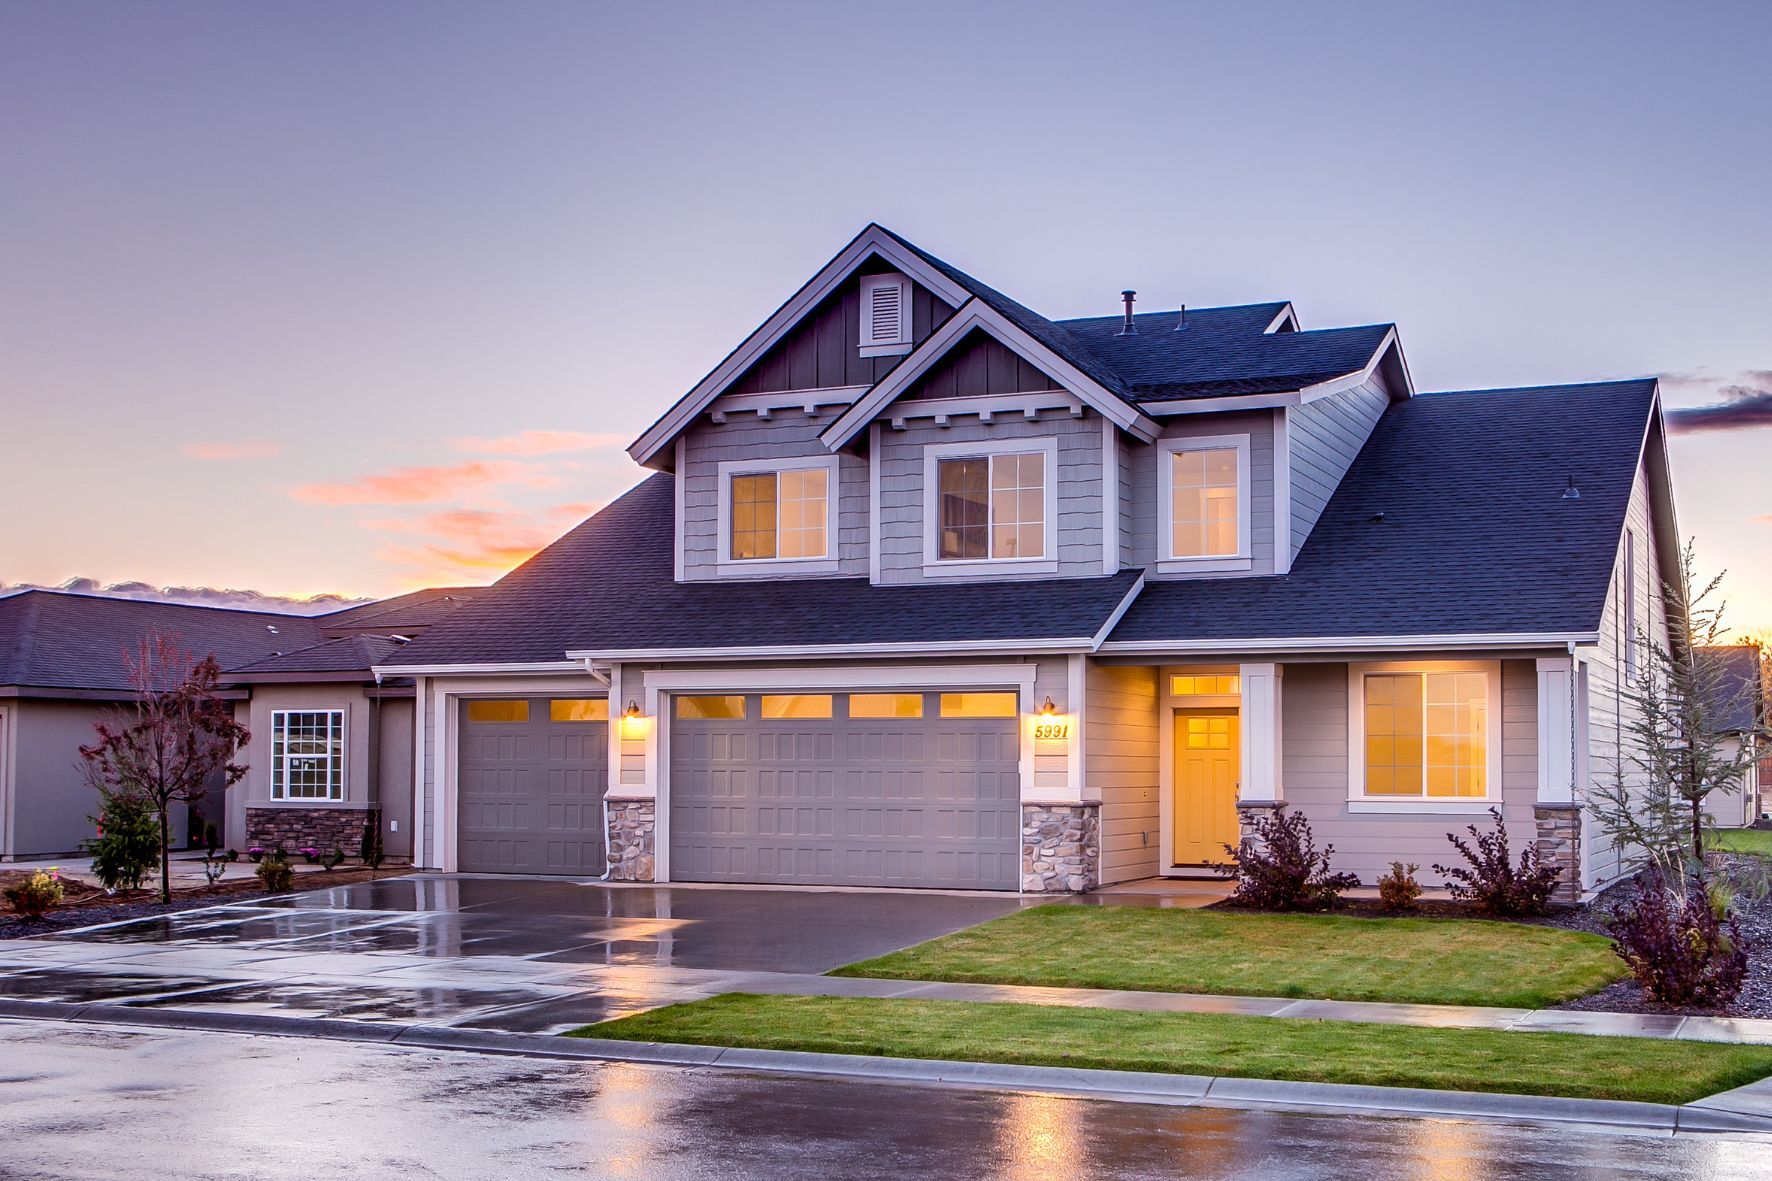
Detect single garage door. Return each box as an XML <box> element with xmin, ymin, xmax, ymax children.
<box><xmin>669</xmin><ymin>690</ymin><xmax>1020</xmax><ymax>890</ymax></box>
<box><xmin>457</xmin><ymin>697</ymin><xmax>609</xmax><ymax>875</ymax></box>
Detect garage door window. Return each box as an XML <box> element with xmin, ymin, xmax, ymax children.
<box><xmin>271</xmin><ymin>710</ymin><xmax>344</xmax><ymax>801</ymax></box>
<box><xmin>677</xmin><ymin>695</ymin><xmax>746</xmax><ymax>720</ymax></box>
<box><xmin>549</xmin><ymin>699</ymin><xmax>609</xmax><ymax>722</ymax></box>
<box><xmin>465</xmin><ymin>700</ymin><xmax>529</xmax><ymax>723</ymax></box>
<box><xmin>761</xmin><ymin>694</ymin><xmax>833</xmax><ymax>719</ymax></box>
<box><xmin>938</xmin><ymin>692</ymin><xmax>1018</xmax><ymax>718</ymax></box>
<box><xmin>849</xmin><ymin>693</ymin><xmax>924</xmax><ymax>719</ymax></box>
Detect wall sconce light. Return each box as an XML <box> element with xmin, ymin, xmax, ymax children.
<box><xmin>1039</xmin><ymin>695</ymin><xmax>1057</xmax><ymax>717</ymax></box>
<box><xmin>623</xmin><ymin>700</ymin><xmax>642</xmax><ymax>720</ymax></box>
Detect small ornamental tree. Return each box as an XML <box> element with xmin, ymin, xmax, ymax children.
<box><xmin>1587</xmin><ymin>544</ymin><xmax>1765</xmax><ymax>885</ymax></box>
<box><xmin>79</xmin><ymin>634</ymin><xmax>251</xmax><ymax>904</ymax></box>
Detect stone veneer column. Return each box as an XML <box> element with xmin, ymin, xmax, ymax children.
<box><xmin>1533</xmin><ymin>803</ymin><xmax>1583</xmax><ymax>904</ymax></box>
<box><xmin>605</xmin><ymin>797</ymin><xmax>656</xmax><ymax>882</ymax></box>
<box><xmin>1234</xmin><ymin>800</ymin><xmax>1284</xmax><ymax>853</ymax></box>
<box><xmin>1020</xmin><ymin>802</ymin><xmax>1100</xmax><ymax>893</ymax></box>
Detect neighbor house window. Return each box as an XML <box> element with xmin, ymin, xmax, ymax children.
<box><xmin>270</xmin><ymin>710</ymin><xmax>344</xmax><ymax>801</ymax></box>
<box><xmin>719</xmin><ymin>457</ymin><xmax>837</xmax><ymax>566</ymax></box>
<box><xmin>1358</xmin><ymin>669</ymin><xmax>1491</xmax><ymax>799</ymax></box>
<box><xmin>936</xmin><ymin>451</ymin><xmax>1047</xmax><ymax>561</ymax></box>
<box><xmin>1160</xmin><ymin>436</ymin><xmax>1248</xmax><ymax>562</ymax></box>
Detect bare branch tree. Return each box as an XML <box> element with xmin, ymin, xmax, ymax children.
<box><xmin>78</xmin><ymin>633</ymin><xmax>251</xmax><ymax>904</ymax></box>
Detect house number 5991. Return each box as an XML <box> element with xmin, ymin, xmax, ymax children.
<box><xmin>1033</xmin><ymin>722</ymin><xmax>1070</xmax><ymax>740</ymax></box>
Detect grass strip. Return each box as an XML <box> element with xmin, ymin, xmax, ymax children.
<box><xmin>829</xmin><ymin>904</ymin><xmax>1625</xmax><ymax>1008</ymax></box>
<box><xmin>575</xmin><ymin>992</ymin><xmax>1772</xmax><ymax>1106</ymax></box>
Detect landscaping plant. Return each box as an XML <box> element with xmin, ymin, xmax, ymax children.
<box><xmin>321</xmin><ymin>847</ymin><xmax>346</xmax><ymax>871</ymax></box>
<box><xmin>1434</xmin><ymin>808</ymin><xmax>1562</xmax><ymax>915</ymax></box>
<box><xmin>1378</xmin><ymin>862</ymin><xmax>1422</xmax><ymax>913</ymax></box>
<box><xmin>3</xmin><ymin>868</ymin><xmax>64</xmax><ymax>918</ymax></box>
<box><xmin>255</xmin><ymin>852</ymin><xmax>294</xmax><ymax>893</ymax></box>
<box><xmin>85</xmin><ymin>791</ymin><xmax>161</xmax><ymax>892</ymax></box>
<box><xmin>1217</xmin><ymin>805</ymin><xmax>1360</xmax><ymax>912</ymax></box>
<box><xmin>201</xmin><ymin>854</ymin><xmax>227</xmax><ymax>887</ymax></box>
<box><xmin>79</xmin><ymin>634</ymin><xmax>250</xmax><ymax>903</ymax></box>
<box><xmin>1607</xmin><ymin>871</ymin><xmax>1748</xmax><ymax>1007</ymax></box>
<box><xmin>298</xmin><ymin>846</ymin><xmax>320</xmax><ymax>865</ymax></box>
<box><xmin>360</xmin><ymin>816</ymin><xmax>384</xmax><ymax>871</ymax></box>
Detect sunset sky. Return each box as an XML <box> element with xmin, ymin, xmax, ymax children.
<box><xmin>4</xmin><ymin>2</ymin><xmax>1770</xmax><ymax>631</ymax></box>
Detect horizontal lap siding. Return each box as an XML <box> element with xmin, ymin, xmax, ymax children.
<box><xmin>1288</xmin><ymin>375</ymin><xmax>1391</xmax><ymax>562</ymax></box>
<box><xmin>876</xmin><ymin>410</ymin><xmax>1105</xmax><ymax>584</ymax></box>
<box><xmin>1281</xmin><ymin>660</ymin><xmax>1538</xmax><ymax>885</ymax></box>
<box><xmin>679</xmin><ymin>414</ymin><xmax>868</xmax><ymax>580</ymax></box>
<box><xmin>1126</xmin><ymin>409</ymin><xmax>1277</xmax><ymax>577</ymax></box>
<box><xmin>1087</xmin><ymin>662</ymin><xmax>1160</xmax><ymax>884</ymax></box>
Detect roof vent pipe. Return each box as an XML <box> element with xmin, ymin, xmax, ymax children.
<box><xmin>1174</xmin><ymin>303</ymin><xmax>1188</xmax><ymax>331</ymax></box>
<box><xmin>1118</xmin><ymin>290</ymin><xmax>1137</xmax><ymax>335</ymax></box>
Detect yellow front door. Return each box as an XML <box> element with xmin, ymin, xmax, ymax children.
<box><xmin>1174</xmin><ymin>712</ymin><xmax>1241</xmax><ymax>865</ymax></box>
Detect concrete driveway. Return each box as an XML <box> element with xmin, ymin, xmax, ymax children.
<box><xmin>0</xmin><ymin>874</ymin><xmax>1027</xmax><ymax>1034</ymax></box>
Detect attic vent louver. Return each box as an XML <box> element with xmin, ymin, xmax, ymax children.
<box><xmin>858</xmin><ymin>273</ymin><xmax>912</xmax><ymax>355</ymax></box>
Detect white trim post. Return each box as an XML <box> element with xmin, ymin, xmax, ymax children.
<box><xmin>1238</xmin><ymin>663</ymin><xmax>1284</xmax><ymax>803</ymax></box>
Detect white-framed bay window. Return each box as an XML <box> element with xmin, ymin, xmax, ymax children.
<box><xmin>1346</xmin><ymin>661</ymin><xmax>1502</xmax><ymax>812</ymax></box>
<box><xmin>716</xmin><ymin>454</ymin><xmax>840</xmax><ymax>574</ymax></box>
<box><xmin>270</xmin><ymin>709</ymin><xmax>345</xmax><ymax>802</ymax></box>
<box><xmin>1158</xmin><ymin>434</ymin><xmax>1250</xmax><ymax>573</ymax></box>
<box><xmin>922</xmin><ymin>435</ymin><xmax>1059</xmax><ymax>577</ymax></box>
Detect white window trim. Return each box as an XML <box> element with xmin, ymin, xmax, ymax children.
<box><xmin>269</xmin><ymin>708</ymin><xmax>346</xmax><ymax>803</ymax></box>
<box><xmin>858</xmin><ymin>273</ymin><xmax>913</xmax><ymax>357</ymax></box>
<box><xmin>1345</xmin><ymin>660</ymin><xmax>1502</xmax><ymax>809</ymax></box>
<box><xmin>921</xmin><ymin>435</ymin><xmax>1060</xmax><ymax>577</ymax></box>
<box><xmin>715</xmin><ymin>454</ymin><xmax>841</xmax><ymax>575</ymax></box>
<box><xmin>1157</xmin><ymin>434</ymin><xmax>1252</xmax><ymax>574</ymax></box>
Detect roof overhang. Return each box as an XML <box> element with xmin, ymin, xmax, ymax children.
<box><xmin>627</xmin><ymin>225</ymin><xmax>973</xmax><ymax>470</ymax></box>
<box><xmin>820</xmin><ymin>300</ymin><xmax>1159</xmax><ymax>449</ymax></box>
<box><xmin>565</xmin><ymin>638</ymin><xmax>1101</xmax><ymax>664</ymax></box>
<box><xmin>1098</xmin><ymin>630</ymin><xmax>1599</xmax><ymax>656</ymax></box>
<box><xmin>1134</xmin><ymin>327</ymin><xmax>1413</xmax><ymax>417</ymax></box>
<box><xmin>371</xmin><ymin>661</ymin><xmax>587</xmax><ymax>678</ymax></box>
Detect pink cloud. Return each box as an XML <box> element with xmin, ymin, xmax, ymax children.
<box><xmin>290</xmin><ymin>460</ymin><xmax>541</xmax><ymax>506</ymax></box>
<box><xmin>369</xmin><ymin>501</ymin><xmax>601</xmax><ymax>581</ymax></box>
<box><xmin>450</xmin><ymin>429</ymin><xmax>627</xmax><ymax>456</ymax></box>
<box><xmin>182</xmin><ymin>440</ymin><xmax>283</xmax><ymax>461</ymax></box>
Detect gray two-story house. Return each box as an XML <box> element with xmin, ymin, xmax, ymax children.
<box><xmin>378</xmin><ymin>224</ymin><xmax>1678</xmax><ymax>901</ymax></box>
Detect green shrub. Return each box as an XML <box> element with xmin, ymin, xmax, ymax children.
<box><xmin>255</xmin><ymin>853</ymin><xmax>294</xmax><ymax>893</ymax></box>
<box><xmin>85</xmin><ymin>794</ymin><xmax>161</xmax><ymax>892</ymax></box>
<box><xmin>3</xmin><ymin>868</ymin><xmax>65</xmax><ymax>918</ymax></box>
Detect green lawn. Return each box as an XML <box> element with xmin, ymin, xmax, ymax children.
<box><xmin>1712</xmin><ymin>828</ymin><xmax>1772</xmax><ymax>857</ymax></box>
<box><xmin>577</xmin><ymin>993</ymin><xmax>1772</xmax><ymax>1105</ymax></box>
<box><xmin>828</xmin><ymin>904</ymin><xmax>1624</xmax><ymax>1009</ymax></box>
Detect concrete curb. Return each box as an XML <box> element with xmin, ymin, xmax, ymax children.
<box><xmin>3</xmin><ymin>997</ymin><xmax>1769</xmax><ymax>1137</ymax></box>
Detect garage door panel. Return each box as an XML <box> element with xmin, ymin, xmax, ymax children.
<box><xmin>671</xmin><ymin>692</ymin><xmax>1018</xmax><ymax>890</ymax></box>
<box><xmin>458</xmin><ymin>698</ymin><xmax>607</xmax><ymax>875</ymax></box>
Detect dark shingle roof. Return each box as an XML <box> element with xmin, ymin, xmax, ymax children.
<box><xmin>227</xmin><ymin>634</ymin><xmax>413</xmax><ymax>677</ymax></box>
<box><xmin>387</xmin><ymin>476</ymin><xmax>1142</xmax><ymax>666</ymax></box>
<box><xmin>1698</xmin><ymin>646</ymin><xmax>1766</xmax><ymax>733</ymax></box>
<box><xmin>317</xmin><ymin>587</ymin><xmax>483</xmax><ymax>636</ymax></box>
<box><xmin>0</xmin><ymin>592</ymin><xmax>326</xmax><ymax>693</ymax></box>
<box><xmin>1107</xmin><ymin>379</ymin><xmax>1660</xmax><ymax>645</ymax></box>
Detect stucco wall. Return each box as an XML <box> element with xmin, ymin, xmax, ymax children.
<box><xmin>231</xmin><ymin>684</ymin><xmax>378</xmax><ymax>852</ymax></box>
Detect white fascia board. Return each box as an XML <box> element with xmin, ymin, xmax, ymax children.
<box><xmin>820</xmin><ymin>300</ymin><xmax>1158</xmax><ymax>449</ymax></box>
<box><xmin>1089</xmin><ymin>574</ymin><xmax>1146</xmax><ymax>648</ymax></box>
<box><xmin>566</xmin><ymin>638</ymin><xmax>1100</xmax><ymax>663</ymax></box>
<box><xmin>1263</xmin><ymin>303</ymin><xmax>1299</xmax><ymax>333</ymax></box>
<box><xmin>638</xmin><ymin>664</ymin><xmax>1040</xmax><ymax>692</ymax></box>
<box><xmin>1097</xmin><ymin>631</ymin><xmax>1599</xmax><ymax>656</ymax></box>
<box><xmin>372</xmin><ymin>661</ymin><xmax>585</xmax><ymax>677</ymax></box>
<box><xmin>1139</xmin><ymin>391</ymin><xmax>1303</xmax><ymax>415</ymax></box>
<box><xmin>628</xmin><ymin>227</ymin><xmax>971</xmax><ymax>468</ymax></box>
<box><xmin>1297</xmin><ymin>327</ymin><xmax>1405</xmax><ymax>405</ymax></box>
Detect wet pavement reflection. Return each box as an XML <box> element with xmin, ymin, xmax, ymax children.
<box><xmin>3</xmin><ymin>1018</ymin><xmax>1765</xmax><ymax>1181</ymax></box>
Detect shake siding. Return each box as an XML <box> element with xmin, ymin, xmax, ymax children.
<box><xmin>1584</xmin><ymin>461</ymin><xmax>1666</xmax><ymax>887</ymax></box>
<box><xmin>678</xmin><ymin>413</ymin><xmax>869</xmax><ymax>581</ymax></box>
<box><xmin>875</xmin><ymin>409</ymin><xmax>1105</xmax><ymax>584</ymax></box>
<box><xmin>1116</xmin><ymin>429</ymin><xmax>1134</xmax><ymax>571</ymax></box>
<box><xmin>1124</xmin><ymin>409</ymin><xmax>1277</xmax><ymax>577</ymax></box>
<box><xmin>1086</xmin><ymin>662</ymin><xmax>1161</xmax><ymax>883</ymax></box>
<box><xmin>1288</xmin><ymin>373</ymin><xmax>1391</xmax><ymax>562</ymax></box>
<box><xmin>1281</xmin><ymin>660</ymin><xmax>1539</xmax><ymax>884</ymax></box>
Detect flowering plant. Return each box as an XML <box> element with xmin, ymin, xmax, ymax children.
<box><xmin>246</xmin><ymin>846</ymin><xmax>266</xmax><ymax>863</ymax></box>
<box><xmin>298</xmin><ymin>847</ymin><xmax>320</xmax><ymax>865</ymax></box>
<box><xmin>4</xmin><ymin>868</ymin><xmax>65</xmax><ymax>918</ymax></box>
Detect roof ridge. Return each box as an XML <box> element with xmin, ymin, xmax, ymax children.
<box><xmin>1417</xmin><ymin>377</ymin><xmax>1659</xmax><ymax>399</ymax></box>
<box><xmin>3</xmin><ymin>587</ymin><xmax>328</xmax><ymax>621</ymax></box>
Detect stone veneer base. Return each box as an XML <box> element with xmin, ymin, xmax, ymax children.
<box><xmin>1021</xmin><ymin>802</ymin><xmax>1100</xmax><ymax>894</ymax></box>
<box><xmin>245</xmin><ymin>806</ymin><xmax>374</xmax><ymax>854</ymax></box>
<box><xmin>606</xmin><ymin>797</ymin><xmax>656</xmax><ymax>882</ymax></box>
<box><xmin>1533</xmin><ymin>803</ymin><xmax>1584</xmax><ymax>905</ymax></box>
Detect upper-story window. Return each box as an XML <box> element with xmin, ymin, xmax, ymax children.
<box><xmin>859</xmin><ymin>273</ymin><xmax>913</xmax><ymax>357</ymax></box>
<box><xmin>923</xmin><ymin>437</ymin><xmax>1058</xmax><ymax>576</ymax></box>
<box><xmin>1159</xmin><ymin>435</ymin><xmax>1250</xmax><ymax>572</ymax></box>
<box><xmin>717</xmin><ymin>456</ymin><xmax>839</xmax><ymax>571</ymax></box>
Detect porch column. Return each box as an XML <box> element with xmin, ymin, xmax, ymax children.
<box><xmin>1236</xmin><ymin>663</ymin><xmax>1284</xmax><ymax>846</ymax></box>
<box><xmin>1022</xmin><ymin>654</ymin><xmax>1100</xmax><ymax>895</ymax></box>
<box><xmin>1534</xmin><ymin>656</ymin><xmax>1584</xmax><ymax>903</ymax></box>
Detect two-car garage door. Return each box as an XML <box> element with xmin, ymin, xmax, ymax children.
<box><xmin>668</xmin><ymin>691</ymin><xmax>1021</xmax><ymax>891</ymax></box>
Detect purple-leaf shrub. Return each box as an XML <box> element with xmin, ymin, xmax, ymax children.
<box><xmin>1607</xmin><ymin>873</ymin><xmax>1748</xmax><ymax>1007</ymax></box>
<box><xmin>1432</xmin><ymin>808</ymin><xmax>1562</xmax><ymax>916</ymax></box>
<box><xmin>1217</xmin><ymin>805</ymin><xmax>1361</xmax><ymax>912</ymax></box>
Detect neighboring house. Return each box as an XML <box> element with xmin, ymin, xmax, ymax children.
<box><xmin>1698</xmin><ymin>645</ymin><xmax>1766</xmax><ymax>828</ymax></box>
<box><xmin>0</xmin><ymin>587</ymin><xmax>477</xmax><ymax>860</ymax></box>
<box><xmin>363</xmin><ymin>223</ymin><xmax>1681</xmax><ymax>902</ymax></box>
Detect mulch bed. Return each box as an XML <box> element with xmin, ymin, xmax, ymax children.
<box><xmin>0</xmin><ymin>866</ymin><xmax>394</xmax><ymax>941</ymax></box>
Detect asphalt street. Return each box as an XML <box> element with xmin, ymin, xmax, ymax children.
<box><xmin>4</xmin><ymin>1018</ymin><xmax>1769</xmax><ymax>1181</ymax></box>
